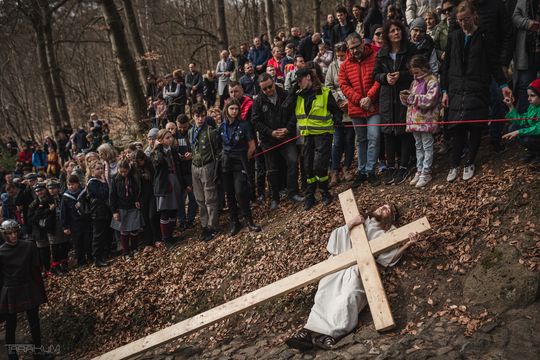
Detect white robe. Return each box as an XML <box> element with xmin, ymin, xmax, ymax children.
<box><xmin>304</xmin><ymin>217</ymin><xmax>400</xmax><ymax>338</ymax></box>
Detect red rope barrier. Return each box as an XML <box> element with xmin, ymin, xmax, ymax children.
<box><xmin>253</xmin><ymin>117</ymin><xmax>538</xmax><ymax>157</ymax></box>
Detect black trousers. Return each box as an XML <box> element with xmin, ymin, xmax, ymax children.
<box><xmin>92</xmin><ymin>218</ymin><xmax>112</xmax><ymax>261</ymax></box>
<box><xmin>5</xmin><ymin>307</ymin><xmax>41</xmax><ymax>358</ymax></box>
<box><xmin>384</xmin><ymin>132</ymin><xmax>415</xmax><ymax>168</ymax></box>
<box><xmin>451</xmin><ymin>125</ymin><xmax>483</xmax><ymax>167</ymax></box>
<box><xmin>72</xmin><ymin>229</ymin><xmax>93</xmax><ymax>265</ymax></box>
<box><xmin>264</xmin><ymin>141</ymin><xmax>299</xmax><ymax>201</ymax></box>
<box><xmin>37</xmin><ymin>247</ymin><xmax>50</xmax><ymax>272</ymax></box>
<box><xmin>223</xmin><ymin>157</ymin><xmax>253</xmax><ymax>222</ymax></box>
<box><xmin>141</xmin><ymin>203</ymin><xmax>161</xmax><ymax>247</ymax></box>
<box><xmin>51</xmin><ymin>242</ymin><xmax>69</xmax><ymax>263</ymax></box>
<box><xmin>303</xmin><ymin>133</ymin><xmax>332</xmax><ymax>198</ymax></box>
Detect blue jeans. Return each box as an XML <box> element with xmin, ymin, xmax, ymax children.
<box><xmin>413</xmin><ymin>132</ymin><xmax>434</xmax><ymax>173</ymax></box>
<box><xmin>178</xmin><ymin>188</ymin><xmax>197</xmax><ymax>224</ymax></box>
<box><xmin>514</xmin><ymin>69</ymin><xmax>538</xmax><ymax>114</ymax></box>
<box><xmin>331</xmin><ymin>126</ymin><xmax>355</xmax><ymax>171</ymax></box>
<box><xmin>352</xmin><ymin>115</ymin><xmax>381</xmax><ymax>174</ymax></box>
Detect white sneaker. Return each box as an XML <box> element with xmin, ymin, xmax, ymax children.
<box><xmin>463</xmin><ymin>164</ymin><xmax>475</xmax><ymax>181</ymax></box>
<box><xmin>410</xmin><ymin>172</ymin><xmax>421</xmax><ymax>186</ymax></box>
<box><xmin>447</xmin><ymin>167</ymin><xmax>459</xmax><ymax>182</ymax></box>
<box><xmin>416</xmin><ymin>173</ymin><xmax>432</xmax><ymax>187</ymax></box>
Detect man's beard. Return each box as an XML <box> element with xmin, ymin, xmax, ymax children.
<box><xmin>365</xmin><ymin>206</ymin><xmax>394</xmax><ymax>231</ymax></box>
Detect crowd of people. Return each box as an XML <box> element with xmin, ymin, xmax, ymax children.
<box><xmin>0</xmin><ymin>0</ymin><xmax>539</xmax><ymax>357</ymax></box>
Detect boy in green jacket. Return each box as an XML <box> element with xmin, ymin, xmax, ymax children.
<box><xmin>503</xmin><ymin>79</ymin><xmax>540</xmax><ymax>164</ymax></box>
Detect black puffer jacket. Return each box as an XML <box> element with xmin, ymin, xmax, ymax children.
<box><xmin>441</xmin><ymin>28</ymin><xmax>507</xmax><ymax>127</ymax></box>
<box><xmin>476</xmin><ymin>0</ymin><xmax>514</xmax><ymax>67</ymax></box>
<box><xmin>374</xmin><ymin>41</ymin><xmax>416</xmax><ymax>135</ymax></box>
<box><xmin>252</xmin><ymin>86</ymin><xmax>293</xmax><ymax>147</ymax></box>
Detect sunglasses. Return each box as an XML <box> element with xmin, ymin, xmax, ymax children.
<box><xmin>442</xmin><ymin>7</ymin><xmax>454</xmax><ymax>14</ymax></box>
<box><xmin>374</xmin><ymin>32</ymin><xmax>383</xmax><ymax>36</ymax></box>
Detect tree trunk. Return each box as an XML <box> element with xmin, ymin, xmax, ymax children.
<box><xmin>312</xmin><ymin>0</ymin><xmax>321</xmax><ymax>35</ymax></box>
<box><xmin>251</xmin><ymin>0</ymin><xmax>259</xmax><ymax>38</ymax></box>
<box><xmin>214</xmin><ymin>0</ymin><xmax>229</xmax><ymax>49</ymax></box>
<box><xmin>41</xmin><ymin>9</ymin><xmax>71</xmax><ymax>130</ymax></box>
<box><xmin>280</xmin><ymin>0</ymin><xmax>293</xmax><ymax>34</ymax></box>
<box><xmin>98</xmin><ymin>0</ymin><xmax>146</xmax><ymax>131</ymax></box>
<box><xmin>264</xmin><ymin>0</ymin><xmax>274</xmax><ymax>40</ymax></box>
<box><xmin>120</xmin><ymin>0</ymin><xmax>149</xmax><ymax>88</ymax></box>
<box><xmin>34</xmin><ymin>27</ymin><xmax>63</xmax><ymax>133</ymax></box>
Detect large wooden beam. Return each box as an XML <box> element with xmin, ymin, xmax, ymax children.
<box><xmin>94</xmin><ymin>201</ymin><xmax>431</xmax><ymax>359</ymax></box>
<box><xmin>339</xmin><ymin>189</ymin><xmax>394</xmax><ymax>331</ymax></box>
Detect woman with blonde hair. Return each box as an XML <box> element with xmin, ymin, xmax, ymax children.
<box><xmin>97</xmin><ymin>143</ymin><xmax>118</xmax><ymax>186</ymax></box>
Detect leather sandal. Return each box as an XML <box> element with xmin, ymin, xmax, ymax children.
<box><xmin>285</xmin><ymin>328</ymin><xmax>313</xmax><ymax>350</ymax></box>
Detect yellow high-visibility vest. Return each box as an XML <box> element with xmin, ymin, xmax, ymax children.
<box><xmin>295</xmin><ymin>87</ymin><xmax>334</xmax><ymax>136</ymax></box>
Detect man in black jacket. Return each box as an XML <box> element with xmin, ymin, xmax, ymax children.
<box><xmin>474</xmin><ymin>0</ymin><xmax>515</xmax><ymax>153</ymax></box>
<box><xmin>252</xmin><ymin>74</ymin><xmax>304</xmax><ymax>210</ymax></box>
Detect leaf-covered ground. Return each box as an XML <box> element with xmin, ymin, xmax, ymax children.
<box><xmin>9</xmin><ymin>139</ymin><xmax>540</xmax><ymax>359</ymax></box>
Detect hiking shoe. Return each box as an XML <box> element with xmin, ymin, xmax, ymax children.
<box><xmin>321</xmin><ymin>192</ymin><xmax>333</xmax><ymax>206</ymax></box>
<box><xmin>383</xmin><ymin>167</ymin><xmax>396</xmax><ymax>185</ymax></box>
<box><xmin>367</xmin><ymin>172</ymin><xmax>380</xmax><ymax>187</ymax></box>
<box><xmin>447</xmin><ymin>167</ymin><xmax>459</xmax><ymax>182</ymax></box>
<box><xmin>352</xmin><ymin>173</ymin><xmax>367</xmax><ymax>188</ymax></box>
<box><xmin>289</xmin><ymin>194</ymin><xmax>304</xmax><ymax>203</ymax></box>
<box><xmin>304</xmin><ymin>197</ymin><xmax>316</xmax><ymax>211</ymax></box>
<box><xmin>410</xmin><ymin>172</ymin><xmax>421</xmax><ymax>186</ymax></box>
<box><xmin>463</xmin><ymin>164</ymin><xmax>475</xmax><ymax>181</ymax></box>
<box><xmin>394</xmin><ymin>167</ymin><xmax>409</xmax><ymax>185</ymax></box>
<box><xmin>229</xmin><ymin>221</ymin><xmax>243</xmax><ymax>236</ymax></box>
<box><xmin>416</xmin><ymin>173</ymin><xmax>432</xmax><ymax>187</ymax></box>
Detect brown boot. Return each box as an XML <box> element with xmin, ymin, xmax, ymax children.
<box><xmin>342</xmin><ymin>167</ymin><xmax>355</xmax><ymax>182</ymax></box>
<box><xmin>329</xmin><ymin>170</ymin><xmax>339</xmax><ymax>187</ymax></box>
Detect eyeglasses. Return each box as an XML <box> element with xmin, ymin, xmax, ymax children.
<box><xmin>374</xmin><ymin>32</ymin><xmax>383</xmax><ymax>36</ymax></box>
<box><xmin>442</xmin><ymin>7</ymin><xmax>454</xmax><ymax>14</ymax></box>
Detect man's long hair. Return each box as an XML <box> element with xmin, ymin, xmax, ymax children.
<box><xmin>365</xmin><ymin>203</ymin><xmax>400</xmax><ymax>231</ymax></box>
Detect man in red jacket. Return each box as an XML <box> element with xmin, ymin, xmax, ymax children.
<box><xmin>338</xmin><ymin>32</ymin><xmax>381</xmax><ymax>188</ymax></box>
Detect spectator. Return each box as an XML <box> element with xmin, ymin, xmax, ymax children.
<box><xmin>433</xmin><ymin>0</ymin><xmax>455</xmax><ymax>60</ymax></box>
<box><xmin>502</xmin><ymin>78</ymin><xmax>540</xmax><ymax>164</ymax></box>
<box><xmin>512</xmin><ymin>0</ymin><xmax>540</xmax><ymax>114</ymax></box>
<box><xmin>175</xmin><ymin>115</ymin><xmax>197</xmax><ymax>230</ymax></box>
<box><xmin>340</xmin><ymin>33</ymin><xmax>382</xmax><ymax>188</ymax></box>
<box><xmin>280</xmin><ymin>43</ymin><xmax>296</xmax><ymax>75</ymax></box>
<box><xmin>219</xmin><ymin>99</ymin><xmax>261</xmax><ymax>235</ymax></box>
<box><xmin>299</xmin><ymin>32</ymin><xmax>323</xmax><ymax>62</ymax></box>
<box><xmin>252</xmin><ymin>73</ymin><xmax>304</xmax><ymax>209</ymax></box>
<box><xmin>313</xmin><ymin>43</ymin><xmax>334</xmax><ymax>76</ymax></box>
<box><xmin>228</xmin><ymin>45</ymin><xmax>240</xmax><ymax>81</ymax></box>
<box><xmin>287</xmin><ymin>27</ymin><xmax>302</xmax><ymax>47</ymax></box>
<box><xmin>406</xmin><ymin>0</ymin><xmax>443</xmax><ymax>25</ymax></box>
<box><xmin>203</xmin><ymin>70</ymin><xmax>218</xmax><ymax>108</ymax></box>
<box><xmin>248</xmin><ymin>37</ymin><xmax>271</xmax><ymax>74</ymax></box>
<box><xmin>32</xmin><ymin>145</ymin><xmax>47</xmax><ymax>174</ymax></box>
<box><xmin>216</xmin><ymin>50</ymin><xmax>233</xmax><ymax>109</ymax></box>
<box><xmin>326</xmin><ymin>42</ymin><xmax>356</xmax><ymax>187</ymax></box>
<box><xmin>322</xmin><ymin>14</ymin><xmax>336</xmax><ymax>46</ymax></box>
<box><xmin>185</xmin><ymin>62</ymin><xmax>204</xmax><ymax>107</ymax></box>
<box><xmin>163</xmin><ymin>70</ymin><xmax>187</xmax><ymax>122</ymax></box>
<box><xmin>237</xmin><ymin>43</ymin><xmax>250</xmax><ymax>77</ymax></box>
<box><xmin>189</xmin><ymin>104</ymin><xmax>222</xmax><ymax>241</ymax></box>
<box><xmin>352</xmin><ymin>4</ymin><xmax>368</xmax><ymax>38</ymax></box>
<box><xmin>364</xmin><ymin>0</ymin><xmax>384</xmax><ymax>41</ymax></box>
<box><xmin>441</xmin><ymin>0</ymin><xmax>511</xmax><ymax>182</ymax></box>
<box><xmin>267</xmin><ymin>46</ymin><xmax>284</xmax><ymax>80</ymax></box>
<box><xmin>332</xmin><ymin>6</ymin><xmax>356</xmax><ymax>45</ymax></box>
<box><xmin>370</xmin><ymin>24</ymin><xmax>385</xmax><ymax>52</ymax></box>
<box><xmin>423</xmin><ymin>9</ymin><xmax>440</xmax><ymax>37</ymax></box>
<box><xmin>239</xmin><ymin>62</ymin><xmax>261</xmax><ymax>97</ymax></box>
<box><xmin>409</xmin><ymin>17</ymin><xmax>439</xmax><ymax>74</ymax></box>
<box><xmin>228</xmin><ymin>81</ymin><xmax>254</xmax><ymax>121</ymax></box>
<box><xmin>284</xmin><ymin>54</ymin><xmax>306</xmax><ymax>92</ymax></box>
<box><xmin>400</xmin><ymin>54</ymin><xmax>441</xmax><ymax>188</ymax></box>
<box><xmin>374</xmin><ymin>20</ymin><xmax>417</xmax><ymax>186</ymax></box>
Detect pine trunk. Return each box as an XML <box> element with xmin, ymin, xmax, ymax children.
<box><xmin>99</xmin><ymin>0</ymin><xmax>146</xmax><ymax>131</ymax></box>
<box><xmin>120</xmin><ymin>0</ymin><xmax>149</xmax><ymax>88</ymax></box>
<box><xmin>312</xmin><ymin>0</ymin><xmax>321</xmax><ymax>35</ymax></box>
<box><xmin>214</xmin><ymin>0</ymin><xmax>229</xmax><ymax>49</ymax></box>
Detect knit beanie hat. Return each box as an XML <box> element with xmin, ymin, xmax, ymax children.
<box><xmin>147</xmin><ymin>128</ymin><xmax>159</xmax><ymax>139</ymax></box>
<box><xmin>410</xmin><ymin>17</ymin><xmax>427</xmax><ymax>32</ymax></box>
<box><xmin>528</xmin><ymin>78</ymin><xmax>540</xmax><ymax>97</ymax></box>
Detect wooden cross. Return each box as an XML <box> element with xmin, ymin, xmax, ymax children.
<box><xmin>94</xmin><ymin>189</ymin><xmax>431</xmax><ymax>359</ymax></box>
